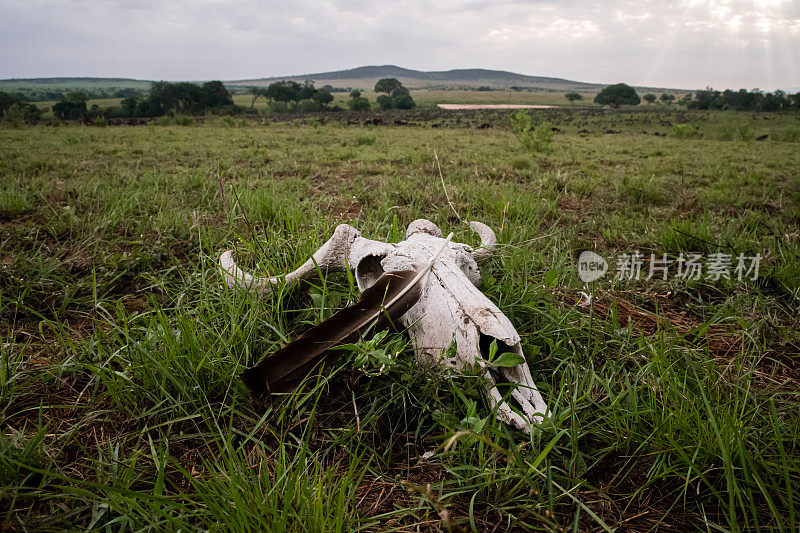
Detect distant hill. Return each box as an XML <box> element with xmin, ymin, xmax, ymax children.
<box><xmin>0</xmin><ymin>77</ymin><xmax>153</xmax><ymax>100</ymax></box>
<box><xmin>231</xmin><ymin>65</ymin><xmax>606</xmax><ymax>91</ymax></box>
<box><xmin>0</xmin><ymin>77</ymin><xmax>152</xmax><ymax>89</ymax></box>
<box><xmin>2</xmin><ymin>68</ymin><xmax>683</xmax><ymax>97</ymax></box>
<box><xmin>0</xmin><ymin>77</ymin><xmax>147</xmax><ymax>85</ymax></box>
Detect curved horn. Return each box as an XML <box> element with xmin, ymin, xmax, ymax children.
<box><xmin>469</xmin><ymin>221</ymin><xmax>496</xmax><ymax>260</ymax></box>
<box><xmin>219</xmin><ymin>224</ymin><xmax>361</xmax><ymax>296</ymax></box>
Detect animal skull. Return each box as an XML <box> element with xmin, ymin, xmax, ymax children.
<box><xmin>219</xmin><ymin>219</ymin><xmax>549</xmax><ymax>432</ymax></box>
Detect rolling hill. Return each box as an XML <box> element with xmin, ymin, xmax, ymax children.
<box><xmin>2</xmin><ymin>67</ymin><xmax>683</xmax><ymax>98</ymax></box>
<box><xmin>230</xmin><ymin>65</ymin><xmax>606</xmax><ymax>91</ymax></box>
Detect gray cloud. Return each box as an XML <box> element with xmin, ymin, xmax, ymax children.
<box><xmin>1</xmin><ymin>0</ymin><xmax>798</xmax><ymax>89</ymax></box>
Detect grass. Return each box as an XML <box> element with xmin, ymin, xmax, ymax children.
<box><xmin>1</xmin><ymin>108</ymin><xmax>799</xmax><ymax>530</ymax></box>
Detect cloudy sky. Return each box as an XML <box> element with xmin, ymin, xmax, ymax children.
<box><xmin>2</xmin><ymin>0</ymin><xmax>799</xmax><ymax>90</ymax></box>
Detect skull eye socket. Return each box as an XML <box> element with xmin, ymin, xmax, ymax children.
<box><xmin>479</xmin><ymin>333</ymin><xmax>516</xmax><ymax>365</ymax></box>
<box><xmin>355</xmin><ymin>254</ymin><xmax>386</xmax><ymax>290</ymax></box>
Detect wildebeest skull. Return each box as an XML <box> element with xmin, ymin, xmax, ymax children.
<box><xmin>219</xmin><ymin>219</ymin><xmax>549</xmax><ymax>432</ymax></box>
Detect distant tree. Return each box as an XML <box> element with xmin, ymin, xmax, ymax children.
<box><xmin>374</xmin><ymin>78</ymin><xmax>415</xmax><ymax>109</ymax></box>
<box><xmin>248</xmin><ymin>86</ymin><xmax>266</xmax><ymax>109</ymax></box>
<box><xmin>594</xmin><ymin>83</ymin><xmax>640</xmax><ymax>107</ymax></box>
<box><xmin>2</xmin><ymin>102</ymin><xmax>41</xmax><ymax>126</ymax></box>
<box><xmin>22</xmin><ymin>103</ymin><xmax>42</xmax><ymax>123</ymax></box>
<box><xmin>67</xmin><ymin>91</ymin><xmax>88</xmax><ymax>107</ymax></box>
<box><xmin>760</xmin><ymin>90</ymin><xmax>789</xmax><ymax>112</ymax></box>
<box><xmin>296</xmin><ymin>99</ymin><xmax>320</xmax><ymax>113</ymax></box>
<box><xmin>201</xmin><ymin>81</ymin><xmax>233</xmax><ymax>108</ymax></box>
<box><xmin>312</xmin><ymin>88</ymin><xmax>333</xmax><ymax>107</ymax></box>
<box><xmin>120</xmin><ymin>97</ymin><xmax>138</xmax><ymax>116</ymax></box>
<box><xmin>147</xmin><ymin>81</ymin><xmax>201</xmax><ymax>114</ymax></box>
<box><xmin>298</xmin><ymin>81</ymin><xmax>317</xmax><ymax>102</ymax></box>
<box><xmin>565</xmin><ymin>92</ymin><xmax>582</xmax><ymax>104</ymax></box>
<box><xmin>349</xmin><ymin>89</ymin><xmax>361</xmax><ymax>99</ymax></box>
<box><xmin>114</xmin><ymin>88</ymin><xmax>139</xmax><ymax>98</ymax></box>
<box><xmin>476</xmin><ymin>86</ymin><xmax>492</xmax><ymax>91</ymax></box>
<box><xmin>348</xmin><ymin>96</ymin><xmax>370</xmax><ymax>111</ymax></box>
<box><xmin>376</xmin><ymin>94</ymin><xmax>394</xmax><ymax>110</ymax></box>
<box><xmin>53</xmin><ymin>91</ymin><xmax>89</xmax><ymax>120</ymax></box>
<box><xmin>0</xmin><ymin>91</ymin><xmax>17</xmax><ymax>113</ymax></box>
<box><xmin>374</xmin><ymin>78</ymin><xmax>403</xmax><ymax>95</ymax></box>
<box><xmin>265</xmin><ymin>81</ymin><xmax>295</xmax><ymax>103</ymax></box>
<box><xmin>392</xmin><ymin>93</ymin><xmax>415</xmax><ymax>109</ymax></box>
<box><xmin>660</xmin><ymin>93</ymin><xmax>675</xmax><ymax>104</ymax></box>
<box><xmin>129</xmin><ymin>80</ymin><xmax>233</xmax><ymax>117</ymax></box>
<box><xmin>263</xmin><ymin>80</ymin><xmax>318</xmax><ymax>107</ymax></box>
<box><xmin>643</xmin><ymin>93</ymin><xmax>657</xmax><ymax>104</ymax></box>
<box><xmin>392</xmin><ymin>85</ymin><xmax>410</xmax><ymax>97</ymax></box>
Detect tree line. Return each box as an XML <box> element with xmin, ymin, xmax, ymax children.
<box><xmin>2</xmin><ymin>86</ymin><xmax>146</xmax><ymax>103</ymax></box>
<box><xmin>1</xmin><ymin>77</ymin><xmax>418</xmax><ymax>125</ymax></box>
<box><xmin>39</xmin><ymin>81</ymin><xmax>239</xmax><ymax>121</ymax></box>
<box><xmin>682</xmin><ymin>88</ymin><xmax>800</xmax><ymax>111</ymax></box>
<box><xmin>246</xmin><ymin>80</ymin><xmax>333</xmax><ymax>112</ymax></box>
<box><xmin>572</xmin><ymin>83</ymin><xmax>799</xmax><ymax>111</ymax></box>
<box><xmin>248</xmin><ymin>77</ymin><xmax>415</xmax><ymax>112</ymax></box>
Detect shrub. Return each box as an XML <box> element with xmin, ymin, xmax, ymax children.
<box><xmin>296</xmin><ymin>99</ymin><xmax>320</xmax><ymax>113</ymax></box>
<box><xmin>775</xmin><ymin>127</ymin><xmax>800</xmax><ymax>142</ymax></box>
<box><xmin>173</xmin><ymin>114</ymin><xmax>195</xmax><ymax>126</ymax></box>
<box><xmin>354</xmin><ymin>134</ymin><xmax>376</xmax><ymax>146</ymax></box>
<box><xmin>92</xmin><ymin>116</ymin><xmax>108</xmax><ymax>127</ymax></box>
<box><xmin>508</xmin><ymin>110</ymin><xmax>554</xmax><ymax>156</ymax></box>
<box><xmin>717</xmin><ymin>127</ymin><xmax>734</xmax><ymax>141</ymax></box>
<box><xmin>268</xmin><ymin>101</ymin><xmax>289</xmax><ymax>113</ymax></box>
<box><xmin>377</xmin><ymin>95</ymin><xmax>393</xmax><ymax>110</ymax></box>
<box><xmin>392</xmin><ymin>94</ymin><xmax>415</xmax><ymax>109</ymax></box>
<box><xmin>347</xmin><ymin>97</ymin><xmax>370</xmax><ymax>111</ymax></box>
<box><xmin>738</xmin><ymin>124</ymin><xmax>754</xmax><ymax>141</ymax></box>
<box><xmin>306</xmin><ymin>117</ymin><xmax>324</xmax><ymax>128</ymax></box>
<box><xmin>672</xmin><ymin>123</ymin><xmax>699</xmax><ymax>139</ymax></box>
<box><xmin>2</xmin><ymin>104</ymin><xmax>25</xmax><ymax>128</ymax></box>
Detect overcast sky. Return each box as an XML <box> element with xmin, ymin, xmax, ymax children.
<box><xmin>2</xmin><ymin>0</ymin><xmax>799</xmax><ymax>90</ymax></box>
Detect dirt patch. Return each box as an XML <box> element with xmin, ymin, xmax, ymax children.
<box><xmin>585</xmin><ymin>451</ymin><xmax>706</xmax><ymax>531</ymax></box>
<box><xmin>556</xmin><ymin>289</ymin><xmax>800</xmax><ymax>387</ymax></box>
<box><xmin>437</xmin><ymin>104</ymin><xmax>554</xmax><ymax>110</ymax></box>
<box><xmin>556</xmin><ymin>289</ymin><xmax>744</xmax><ymax>357</ymax></box>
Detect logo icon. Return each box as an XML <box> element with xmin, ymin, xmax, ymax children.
<box><xmin>577</xmin><ymin>251</ymin><xmax>608</xmax><ymax>283</ymax></box>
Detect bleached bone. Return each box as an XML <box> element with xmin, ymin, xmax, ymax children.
<box><xmin>220</xmin><ymin>219</ymin><xmax>548</xmax><ymax>432</ymax></box>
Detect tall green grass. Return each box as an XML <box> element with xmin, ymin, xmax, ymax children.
<box><xmin>1</xmin><ymin>110</ymin><xmax>799</xmax><ymax>530</ymax></box>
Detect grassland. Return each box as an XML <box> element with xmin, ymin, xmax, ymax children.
<box><xmin>243</xmin><ymin>89</ymin><xmax>599</xmax><ymax>109</ymax></box>
<box><xmin>1</xmin><ymin>108</ymin><xmax>799</xmax><ymax>531</ymax></box>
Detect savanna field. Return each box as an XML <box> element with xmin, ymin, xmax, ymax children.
<box><xmin>2</xmin><ymin>108</ymin><xmax>800</xmax><ymax>531</ymax></box>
